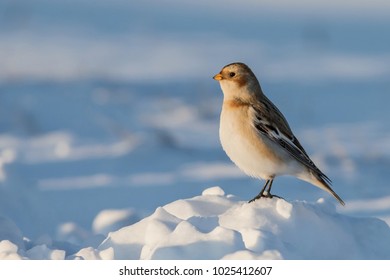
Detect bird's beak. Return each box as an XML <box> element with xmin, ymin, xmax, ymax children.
<box><xmin>213</xmin><ymin>73</ymin><xmax>223</xmax><ymax>81</ymax></box>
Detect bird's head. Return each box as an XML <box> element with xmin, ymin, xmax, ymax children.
<box><xmin>213</xmin><ymin>62</ymin><xmax>262</xmax><ymax>100</ymax></box>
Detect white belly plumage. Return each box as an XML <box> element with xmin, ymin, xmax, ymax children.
<box><xmin>219</xmin><ymin>106</ymin><xmax>298</xmax><ymax>180</ymax></box>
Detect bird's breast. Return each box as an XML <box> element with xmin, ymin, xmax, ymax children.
<box><xmin>219</xmin><ymin>103</ymin><xmax>287</xmax><ymax>179</ymax></box>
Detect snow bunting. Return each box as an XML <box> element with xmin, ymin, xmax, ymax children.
<box><xmin>213</xmin><ymin>62</ymin><xmax>344</xmax><ymax>205</ymax></box>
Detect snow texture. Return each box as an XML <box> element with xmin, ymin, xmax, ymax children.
<box><xmin>1</xmin><ymin>187</ymin><xmax>390</xmax><ymax>260</ymax></box>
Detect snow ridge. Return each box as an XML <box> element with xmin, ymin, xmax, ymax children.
<box><xmin>80</xmin><ymin>187</ymin><xmax>390</xmax><ymax>260</ymax></box>
<box><xmin>1</xmin><ymin>187</ymin><xmax>390</xmax><ymax>260</ymax></box>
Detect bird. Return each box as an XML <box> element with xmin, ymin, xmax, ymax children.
<box><xmin>213</xmin><ymin>62</ymin><xmax>345</xmax><ymax>205</ymax></box>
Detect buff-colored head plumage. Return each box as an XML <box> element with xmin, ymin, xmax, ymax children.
<box><xmin>213</xmin><ymin>62</ymin><xmax>263</xmax><ymax>101</ymax></box>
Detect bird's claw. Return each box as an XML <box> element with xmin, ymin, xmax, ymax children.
<box><xmin>248</xmin><ymin>192</ymin><xmax>284</xmax><ymax>203</ymax></box>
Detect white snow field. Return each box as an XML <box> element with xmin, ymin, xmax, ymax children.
<box><xmin>1</xmin><ymin>187</ymin><xmax>390</xmax><ymax>260</ymax></box>
<box><xmin>0</xmin><ymin>0</ymin><xmax>390</xmax><ymax>260</ymax></box>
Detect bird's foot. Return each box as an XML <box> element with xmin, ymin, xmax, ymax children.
<box><xmin>248</xmin><ymin>192</ymin><xmax>284</xmax><ymax>203</ymax></box>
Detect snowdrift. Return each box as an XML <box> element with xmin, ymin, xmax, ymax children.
<box><xmin>1</xmin><ymin>187</ymin><xmax>390</xmax><ymax>260</ymax></box>
<box><xmin>78</xmin><ymin>187</ymin><xmax>390</xmax><ymax>260</ymax></box>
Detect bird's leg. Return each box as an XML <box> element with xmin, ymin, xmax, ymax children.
<box><xmin>262</xmin><ymin>179</ymin><xmax>274</xmax><ymax>198</ymax></box>
<box><xmin>248</xmin><ymin>178</ymin><xmax>284</xmax><ymax>203</ymax></box>
<box><xmin>263</xmin><ymin>179</ymin><xmax>284</xmax><ymax>200</ymax></box>
<box><xmin>248</xmin><ymin>179</ymin><xmax>271</xmax><ymax>203</ymax></box>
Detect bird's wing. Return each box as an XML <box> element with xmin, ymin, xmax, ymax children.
<box><xmin>250</xmin><ymin>101</ymin><xmax>332</xmax><ymax>185</ymax></box>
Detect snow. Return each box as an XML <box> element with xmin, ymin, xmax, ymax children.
<box><xmin>0</xmin><ymin>0</ymin><xmax>390</xmax><ymax>260</ymax></box>
<box><xmin>92</xmin><ymin>208</ymin><xmax>139</xmax><ymax>236</ymax></box>
<box><xmin>1</xmin><ymin>187</ymin><xmax>390</xmax><ymax>260</ymax></box>
<box><xmin>0</xmin><ymin>240</ymin><xmax>23</xmax><ymax>260</ymax></box>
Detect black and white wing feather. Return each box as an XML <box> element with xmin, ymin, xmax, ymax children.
<box><xmin>250</xmin><ymin>102</ymin><xmax>332</xmax><ymax>185</ymax></box>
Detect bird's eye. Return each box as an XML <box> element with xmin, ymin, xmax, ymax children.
<box><xmin>229</xmin><ymin>72</ymin><xmax>236</xmax><ymax>77</ymax></box>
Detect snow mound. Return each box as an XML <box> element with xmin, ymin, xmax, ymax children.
<box><xmin>92</xmin><ymin>208</ymin><xmax>139</xmax><ymax>236</ymax></box>
<box><xmin>2</xmin><ymin>187</ymin><xmax>390</xmax><ymax>260</ymax></box>
<box><xmin>74</xmin><ymin>187</ymin><xmax>390</xmax><ymax>260</ymax></box>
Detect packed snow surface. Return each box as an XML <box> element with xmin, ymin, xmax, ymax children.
<box><xmin>1</xmin><ymin>187</ymin><xmax>390</xmax><ymax>260</ymax></box>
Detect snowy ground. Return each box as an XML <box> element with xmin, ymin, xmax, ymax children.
<box><xmin>0</xmin><ymin>0</ymin><xmax>389</xmax><ymax>259</ymax></box>
<box><xmin>2</xmin><ymin>187</ymin><xmax>390</xmax><ymax>260</ymax></box>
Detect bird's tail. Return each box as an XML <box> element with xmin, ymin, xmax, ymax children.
<box><xmin>301</xmin><ymin>171</ymin><xmax>345</xmax><ymax>206</ymax></box>
<box><xmin>312</xmin><ymin>172</ymin><xmax>345</xmax><ymax>206</ymax></box>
